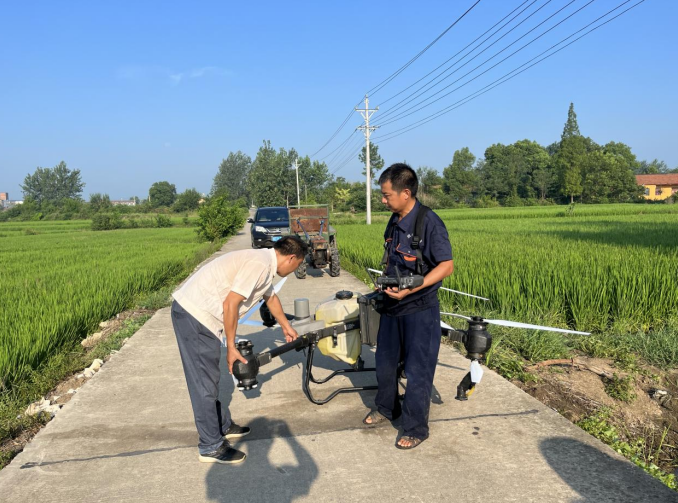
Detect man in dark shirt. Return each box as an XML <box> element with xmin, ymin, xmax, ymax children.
<box><xmin>363</xmin><ymin>163</ymin><xmax>454</xmax><ymax>449</ymax></box>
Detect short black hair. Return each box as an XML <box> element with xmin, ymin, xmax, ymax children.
<box><xmin>378</xmin><ymin>163</ymin><xmax>418</xmax><ymax>197</ymax></box>
<box><xmin>274</xmin><ymin>235</ymin><xmax>308</xmax><ymax>259</ymax></box>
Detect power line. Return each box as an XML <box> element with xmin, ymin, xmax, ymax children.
<box><xmin>376</xmin><ymin>0</ymin><xmax>538</xmax><ymax>109</ymax></box>
<box><xmin>373</xmin><ymin>0</ymin><xmax>643</xmax><ymax>144</ymax></box>
<box><xmin>326</xmin><ymin>134</ymin><xmax>363</xmax><ymax>168</ymax></box>
<box><xmin>309</xmin><ymin>0</ymin><xmax>481</xmax><ymax>160</ymax></box>
<box><xmin>376</xmin><ymin>0</ymin><xmax>596</xmax><ymax>128</ymax></box>
<box><xmin>366</xmin><ymin>0</ymin><xmax>483</xmax><ymax>98</ymax></box>
<box><xmin>309</xmin><ymin>101</ymin><xmax>362</xmax><ymax>159</ymax></box>
<box><xmin>330</xmin><ymin>142</ymin><xmax>365</xmax><ymax>176</ymax></box>
<box><xmin>318</xmin><ymin>130</ymin><xmax>359</xmax><ymax>162</ymax></box>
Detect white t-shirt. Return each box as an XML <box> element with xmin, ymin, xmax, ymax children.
<box><xmin>172</xmin><ymin>248</ymin><xmax>277</xmax><ymax>336</ymax></box>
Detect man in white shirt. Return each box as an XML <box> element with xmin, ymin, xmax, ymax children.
<box><xmin>171</xmin><ymin>236</ymin><xmax>307</xmax><ymax>464</ymax></box>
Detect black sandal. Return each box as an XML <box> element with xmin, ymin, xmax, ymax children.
<box><xmin>395</xmin><ymin>435</ymin><xmax>425</xmax><ymax>450</ymax></box>
<box><xmin>363</xmin><ymin>410</ymin><xmax>389</xmax><ymax>426</ymax></box>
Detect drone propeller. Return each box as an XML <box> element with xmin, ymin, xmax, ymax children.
<box><xmin>440</xmin><ymin>287</ymin><xmax>489</xmax><ymax>302</ymax></box>
<box><xmin>440</xmin><ymin>312</ymin><xmax>472</xmax><ymax>321</ymax></box>
<box><xmin>482</xmin><ymin>318</ymin><xmax>590</xmax><ymax>335</ymax></box>
<box><xmin>440</xmin><ymin>312</ymin><xmax>590</xmax><ymax>336</ymax></box>
<box><xmin>238</xmin><ymin>277</ymin><xmax>288</xmax><ymax>327</ymax></box>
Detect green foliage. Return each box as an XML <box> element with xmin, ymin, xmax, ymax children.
<box><xmin>20</xmin><ymin>161</ymin><xmax>85</xmax><ymax>206</ymax></box>
<box><xmin>246</xmin><ymin>140</ymin><xmax>297</xmax><ymax>207</ymax></box>
<box><xmin>148</xmin><ymin>181</ymin><xmax>177</xmax><ymax>208</ymax></box>
<box><xmin>336</xmin><ymin>205</ymin><xmax>678</xmax><ymax>361</ymax></box>
<box><xmin>172</xmin><ymin>188</ymin><xmax>201</xmax><ymax>212</ymax></box>
<box><xmin>89</xmin><ymin>193</ymin><xmax>112</xmax><ymax>213</ymax></box>
<box><xmin>603</xmin><ymin>373</ymin><xmax>636</xmax><ymax>403</ymax></box>
<box><xmin>212</xmin><ymin>151</ymin><xmax>252</xmax><ymax>200</ymax></box>
<box><xmin>561</xmin><ymin>102</ymin><xmax>581</xmax><ymax>140</ymax></box>
<box><xmin>91</xmin><ymin>212</ymin><xmax>123</xmax><ymax>230</ymax></box>
<box><xmin>359</xmin><ymin>143</ymin><xmax>385</xmax><ymax>177</ymax></box>
<box><xmin>577</xmin><ymin>409</ymin><xmax>677</xmax><ymax>491</ymax></box>
<box><xmin>0</xmin><ymin>222</ymin><xmax>220</xmax><ymax>390</ymax></box>
<box><xmin>196</xmin><ymin>195</ymin><xmax>246</xmax><ymax>242</ymax></box>
<box><xmin>155</xmin><ymin>214</ymin><xmax>173</xmax><ymax>228</ymax></box>
<box><xmin>443</xmin><ymin>147</ymin><xmax>478</xmax><ymax>203</ymax></box>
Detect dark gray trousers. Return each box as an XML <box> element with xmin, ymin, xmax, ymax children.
<box><xmin>171</xmin><ymin>300</ymin><xmax>232</xmax><ymax>454</ymax></box>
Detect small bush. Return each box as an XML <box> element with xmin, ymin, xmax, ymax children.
<box><xmin>604</xmin><ymin>373</ymin><xmax>636</xmax><ymax>403</ymax></box>
<box><xmin>91</xmin><ymin>213</ymin><xmax>123</xmax><ymax>231</ymax></box>
<box><xmin>155</xmin><ymin>214</ymin><xmax>173</xmax><ymax>228</ymax></box>
<box><xmin>196</xmin><ymin>195</ymin><xmax>246</xmax><ymax>242</ymax></box>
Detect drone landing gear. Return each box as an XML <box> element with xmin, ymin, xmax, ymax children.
<box><xmin>303</xmin><ymin>343</ymin><xmax>377</xmax><ymax>405</ymax></box>
<box><xmin>455</xmin><ymin>372</ymin><xmax>477</xmax><ymax>401</ymax></box>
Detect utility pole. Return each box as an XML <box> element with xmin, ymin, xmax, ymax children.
<box><xmin>356</xmin><ymin>95</ymin><xmax>379</xmax><ymax>225</ymax></box>
<box><xmin>290</xmin><ymin>158</ymin><xmax>301</xmax><ymax>208</ymax></box>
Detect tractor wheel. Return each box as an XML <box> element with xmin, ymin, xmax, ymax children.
<box><xmin>329</xmin><ymin>248</ymin><xmax>340</xmax><ymax>277</ymax></box>
<box><xmin>295</xmin><ymin>260</ymin><xmax>307</xmax><ymax>279</ymax></box>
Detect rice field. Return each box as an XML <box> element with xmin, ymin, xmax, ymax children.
<box><xmin>0</xmin><ymin>222</ymin><xmax>215</xmax><ymax>390</ymax></box>
<box><xmin>337</xmin><ymin>204</ymin><xmax>678</xmax><ymax>336</ymax></box>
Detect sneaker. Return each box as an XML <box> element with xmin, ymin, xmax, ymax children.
<box><xmin>198</xmin><ymin>442</ymin><xmax>246</xmax><ymax>464</ymax></box>
<box><xmin>224</xmin><ymin>422</ymin><xmax>251</xmax><ymax>440</ymax></box>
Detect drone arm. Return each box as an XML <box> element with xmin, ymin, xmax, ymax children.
<box><xmin>443</xmin><ymin>328</ymin><xmax>467</xmax><ymax>344</ymax></box>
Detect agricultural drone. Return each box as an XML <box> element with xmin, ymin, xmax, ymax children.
<box><xmin>233</xmin><ymin>267</ymin><xmax>589</xmax><ymax>405</ymax></box>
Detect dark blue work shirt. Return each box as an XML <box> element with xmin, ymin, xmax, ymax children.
<box><xmin>382</xmin><ymin>200</ymin><xmax>453</xmax><ymax>316</ymax></box>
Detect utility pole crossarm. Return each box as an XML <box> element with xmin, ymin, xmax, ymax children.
<box><xmin>355</xmin><ymin>95</ymin><xmax>379</xmax><ymax>225</ymax></box>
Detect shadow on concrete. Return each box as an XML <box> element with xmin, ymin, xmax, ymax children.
<box><xmin>19</xmin><ymin>444</ymin><xmax>195</xmax><ymax>469</ymax></box>
<box><xmin>205</xmin><ymin>417</ymin><xmax>318</xmax><ymax>503</ymax></box>
<box><xmin>540</xmin><ymin>437</ymin><xmax>678</xmax><ymax>502</ymax></box>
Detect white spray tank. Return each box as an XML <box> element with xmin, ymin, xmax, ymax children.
<box><xmin>313</xmin><ymin>291</ymin><xmax>362</xmax><ymax>365</ymax></box>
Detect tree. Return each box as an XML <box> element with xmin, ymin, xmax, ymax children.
<box><xmin>211</xmin><ymin>151</ymin><xmax>252</xmax><ymax>200</ymax></box>
<box><xmin>581</xmin><ymin>151</ymin><xmax>642</xmax><ymax>203</ymax></box>
<box><xmin>443</xmin><ymin>147</ymin><xmax>478</xmax><ymax>203</ymax></box>
<box><xmin>561</xmin><ymin>102</ymin><xmax>581</xmax><ymax>141</ymax></box>
<box><xmin>359</xmin><ymin>143</ymin><xmax>385</xmax><ymax>177</ymax></box>
<box><xmin>246</xmin><ymin>141</ymin><xmax>297</xmax><ymax>207</ymax></box>
<box><xmin>173</xmin><ymin>188</ymin><xmax>202</xmax><ymax>212</ymax></box>
<box><xmin>89</xmin><ymin>193</ymin><xmax>112</xmax><ymax>212</ymax></box>
<box><xmin>296</xmin><ymin>155</ymin><xmax>332</xmax><ymax>203</ymax></box>
<box><xmin>555</xmin><ymin>137</ymin><xmax>587</xmax><ymax>203</ymax></box>
<box><xmin>148</xmin><ymin>181</ymin><xmax>177</xmax><ymax>208</ymax></box>
<box><xmin>636</xmin><ymin>159</ymin><xmax>671</xmax><ymax>174</ymax></box>
<box><xmin>21</xmin><ymin>161</ymin><xmax>85</xmax><ymax>205</ymax></box>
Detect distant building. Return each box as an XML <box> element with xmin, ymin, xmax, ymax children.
<box><xmin>636</xmin><ymin>174</ymin><xmax>678</xmax><ymax>201</ymax></box>
<box><xmin>0</xmin><ymin>193</ymin><xmax>23</xmax><ymax>209</ymax></box>
<box><xmin>111</xmin><ymin>199</ymin><xmax>137</xmax><ymax>207</ymax></box>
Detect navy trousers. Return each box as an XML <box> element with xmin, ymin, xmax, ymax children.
<box><xmin>375</xmin><ymin>304</ymin><xmax>441</xmax><ymax>440</ymax></box>
<box><xmin>171</xmin><ymin>301</ymin><xmax>232</xmax><ymax>454</ymax></box>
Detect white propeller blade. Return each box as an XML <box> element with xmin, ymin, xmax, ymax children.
<box><xmin>440</xmin><ymin>320</ymin><xmax>453</xmax><ymax>330</ymax></box>
<box><xmin>238</xmin><ymin>277</ymin><xmax>288</xmax><ymax>326</ymax></box>
<box><xmin>440</xmin><ymin>312</ymin><xmax>472</xmax><ymax>321</ymax></box>
<box><xmin>367</xmin><ymin>268</ymin><xmax>383</xmax><ymax>276</ymax></box>
<box><xmin>440</xmin><ymin>287</ymin><xmax>489</xmax><ymax>302</ymax></box>
<box><xmin>484</xmin><ymin>318</ymin><xmax>590</xmax><ymax>336</ymax></box>
<box><xmin>470</xmin><ymin>360</ymin><xmax>484</xmax><ymax>384</ymax></box>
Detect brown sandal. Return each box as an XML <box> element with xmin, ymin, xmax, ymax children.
<box><xmin>395</xmin><ymin>436</ymin><xmax>425</xmax><ymax>450</ymax></box>
<box><xmin>363</xmin><ymin>410</ymin><xmax>389</xmax><ymax>426</ymax></box>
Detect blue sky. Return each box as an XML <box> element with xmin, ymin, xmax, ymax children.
<box><xmin>1</xmin><ymin>0</ymin><xmax>675</xmax><ymax>200</ymax></box>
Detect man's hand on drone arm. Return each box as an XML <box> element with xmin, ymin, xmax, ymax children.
<box><xmin>383</xmin><ymin>260</ymin><xmax>454</xmax><ymax>300</ymax></box>
<box><xmin>265</xmin><ymin>293</ymin><xmax>299</xmax><ymax>343</ymax></box>
<box><xmin>223</xmin><ymin>291</ymin><xmax>248</xmax><ymax>373</ymax></box>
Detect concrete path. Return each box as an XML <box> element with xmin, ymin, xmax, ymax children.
<box><xmin>1</xmin><ymin>221</ymin><xmax>676</xmax><ymax>503</ymax></box>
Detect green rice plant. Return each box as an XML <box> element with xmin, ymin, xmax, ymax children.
<box><xmin>336</xmin><ymin>204</ymin><xmax>678</xmax><ymax>368</ymax></box>
<box><xmin>0</xmin><ymin>222</ymin><xmax>219</xmax><ymax>391</ymax></box>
